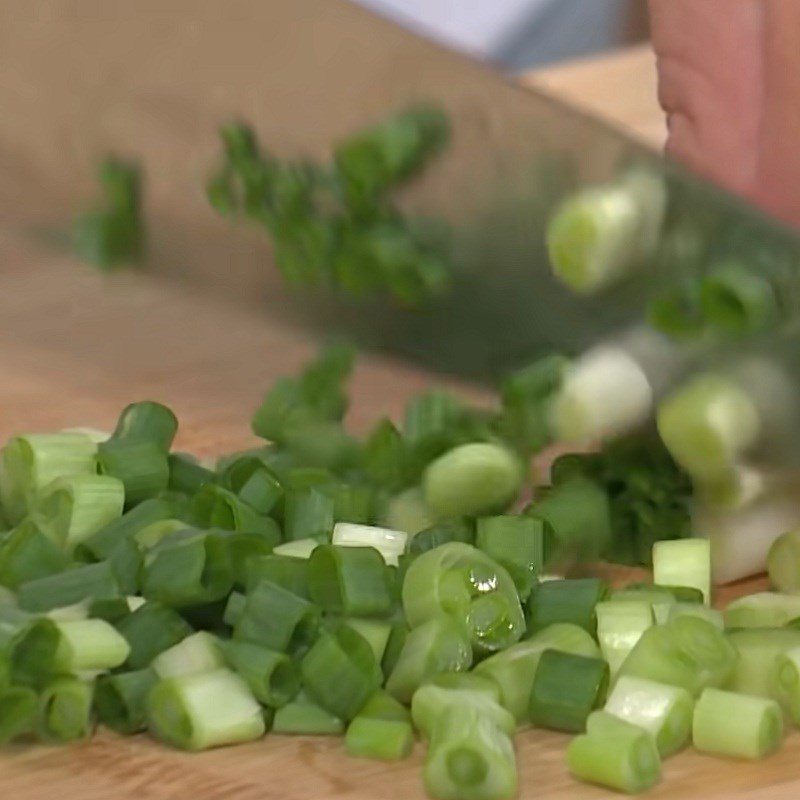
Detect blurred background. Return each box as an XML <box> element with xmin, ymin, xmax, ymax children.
<box><xmin>356</xmin><ymin>0</ymin><xmax>649</xmax><ymax>68</ymax></box>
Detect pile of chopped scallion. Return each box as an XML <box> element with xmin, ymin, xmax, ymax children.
<box><xmin>2</xmin><ymin>345</ymin><xmax>800</xmax><ymax>798</ymax></box>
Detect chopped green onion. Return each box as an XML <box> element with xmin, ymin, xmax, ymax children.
<box><xmin>94</xmin><ymin>668</ymin><xmax>158</xmax><ymax>734</ymax></box>
<box><xmin>0</xmin><ymin>685</ymin><xmax>37</xmax><ymax>742</ymax></box>
<box><xmin>692</xmin><ymin>687</ymin><xmax>782</xmax><ymax>759</ymax></box>
<box><xmin>767</xmin><ymin>529</ymin><xmax>800</xmax><ymax>593</ymax></box>
<box><xmin>133</xmin><ymin>519</ymin><xmax>186</xmax><ymax>550</ymax></box>
<box><xmin>657</xmin><ymin>375</ymin><xmax>760</xmax><ymax>483</ymax></box>
<box><xmin>222</xmin><ymin>639</ymin><xmax>299</xmax><ymax>708</ymax></box>
<box><xmin>422</xmin><ymin>443</ymin><xmax>522</xmax><ymax>519</ymax></box>
<box><xmin>0</xmin><ymin>432</ymin><xmax>98</xmax><ymax>524</ymax></box>
<box><xmin>245</xmin><ymin>554</ymin><xmax>310</xmax><ymax>598</ymax></box>
<box><xmin>604</xmin><ymin>675</ymin><xmax>694</xmax><ymax>757</ymax></box>
<box><xmin>189</xmin><ymin>484</ymin><xmax>278</xmax><ymax>539</ymax></box>
<box><xmin>8</xmin><ymin>617</ymin><xmax>64</xmax><ymax>687</ymax></box>
<box><xmin>54</xmin><ymin>618</ymin><xmax>131</xmax><ymax>672</ymax></box>
<box><xmin>724</xmin><ymin>592</ymin><xmax>800</xmax><ymax>629</ymax></box>
<box><xmin>774</xmin><ymin>646</ymin><xmax>800</xmax><ymax>725</ymax></box>
<box><xmin>234</xmin><ymin>580</ymin><xmax>320</xmax><ymax>654</ymax></box>
<box><xmin>110</xmin><ymin>401</ymin><xmax>178</xmax><ymax>451</ymax></box>
<box><xmin>97</xmin><ymin>439</ymin><xmax>169</xmax><ymax>506</ymax></box>
<box><xmin>383</xmin><ymin>488</ymin><xmax>436</xmax><ymax>537</ymax></box>
<box><xmin>725</xmin><ymin>628</ymin><xmax>800</xmax><ymax>706</ymax></box>
<box><xmin>652</xmin><ymin>539</ymin><xmax>711</xmax><ymax>605</ymax></box>
<box><xmin>301</xmin><ymin>625</ymin><xmax>382</xmax><ymax>721</ymax></box>
<box><xmin>146</xmin><ymin>667</ymin><xmax>265</xmax><ymax>750</ymax></box>
<box><xmin>151</xmin><ymin>631</ymin><xmax>224</xmax><ymax>678</ymax></box>
<box><xmin>18</xmin><ymin>560</ymin><xmax>121</xmax><ymax>612</ymax></box>
<box><xmin>616</xmin><ymin>615</ymin><xmax>737</xmax><ymax>696</ymax></box>
<box><xmin>219</xmin><ymin>455</ymin><xmax>282</xmax><ymax>515</ymax></box>
<box><xmin>385</xmin><ymin>616</ymin><xmax>472</xmax><ymax>704</ymax></box>
<box><xmin>381</xmin><ymin>621</ymin><xmax>409</xmax><ymax>681</ymax></box>
<box><xmin>341</xmin><ymin>618</ymin><xmax>392</xmax><ymax>663</ymax></box>
<box><xmin>272</xmin><ymin>690</ymin><xmax>344</xmax><ymax>735</ymax></box>
<box><xmin>332</xmin><ymin>522</ymin><xmax>407</xmax><ymax>567</ymax></box>
<box><xmin>223</xmin><ymin>591</ymin><xmax>246</xmax><ymax>626</ymax></box>
<box><xmin>37</xmin><ymin>676</ymin><xmax>94</xmax><ymax>742</ymax></box>
<box><xmin>362</xmin><ymin>418</ymin><xmax>410</xmax><ymax>492</ymax></box>
<box><xmin>595</xmin><ymin>599</ymin><xmax>653</xmax><ymax>676</ymax></box>
<box><xmin>411</xmin><ymin>674</ymin><xmax>514</xmax><ymax>739</ymax></box>
<box><xmin>283</xmin><ymin>487</ymin><xmax>334</xmax><ymax>541</ymax></box>
<box><xmin>345</xmin><ymin>716</ymin><xmax>414</xmax><ymax>761</ymax></box>
<box><xmin>529</xmin><ymin>649</ymin><xmax>609</xmax><ymax>733</ymax></box>
<box><xmin>408</xmin><ymin>520</ymin><xmax>475</xmax><ymax>555</ymax></box>
<box><xmin>0</xmin><ymin>519</ymin><xmax>70</xmax><ymax>589</ymax></box>
<box><xmin>527</xmin><ymin>578</ymin><xmax>607</xmax><ymax>636</ymax></box>
<box><xmin>115</xmin><ymin>600</ymin><xmax>193</xmax><ymax>670</ymax></box>
<box><xmin>168</xmin><ymin>453</ymin><xmax>216</xmax><ymax>496</ymax></box>
<box><xmin>141</xmin><ymin>529</ymin><xmax>233</xmax><ymax>607</ymax></box>
<box><xmin>699</xmin><ymin>262</ymin><xmax>777</xmax><ymax>335</ymax></box>
<box><xmin>272</xmin><ymin>538</ymin><xmax>320</xmax><ymax>560</ymax></box>
<box><xmin>567</xmin><ymin>710</ymin><xmax>661</xmax><ymax>794</ymax></box>
<box><xmin>424</xmin><ymin>704</ymin><xmax>517</xmax><ymax>800</ymax></box>
<box><xmin>475</xmin><ymin>623</ymin><xmax>600</xmax><ymax>722</ymax></box>
<box><xmin>475</xmin><ymin>516</ymin><xmax>546</xmax><ymax>599</ymax></box>
<box><xmin>655</xmin><ymin>603</ymin><xmax>724</xmax><ymax>629</ymax></box>
<box><xmin>308</xmin><ymin>544</ymin><xmax>393</xmax><ymax>617</ymax></box>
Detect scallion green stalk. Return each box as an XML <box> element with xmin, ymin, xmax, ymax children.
<box><xmin>146</xmin><ymin>667</ymin><xmax>265</xmax><ymax>750</ymax></box>
<box><xmin>692</xmin><ymin>687</ymin><xmax>782</xmax><ymax>759</ymax></box>
<box><xmin>54</xmin><ymin>618</ymin><xmax>131</xmax><ymax>672</ymax></box>
<box><xmin>272</xmin><ymin>538</ymin><xmax>320</xmax><ymax>560</ymax></box>
<box><xmin>272</xmin><ymin>690</ymin><xmax>344</xmax><ymax>735</ymax></box>
<box><xmin>652</xmin><ymin>539</ymin><xmax>711</xmax><ymax>605</ymax></box>
<box><xmin>0</xmin><ymin>685</ymin><xmax>37</xmax><ymax>742</ymax></box>
<box><xmin>37</xmin><ymin>677</ymin><xmax>94</xmax><ymax>742</ymax></box>
<box><xmin>774</xmin><ymin>646</ymin><xmax>800</xmax><ymax>725</ymax></box>
<box><xmin>768</xmin><ymin>529</ymin><xmax>800</xmax><ymax>593</ymax></box>
<box><xmin>114</xmin><ymin>600</ymin><xmax>193</xmax><ymax>669</ymax></box>
<box><xmin>345</xmin><ymin>716</ymin><xmax>414</xmax><ymax>761</ymax></box>
<box><xmin>94</xmin><ymin>668</ymin><xmax>158</xmax><ymax>734</ymax></box>
<box><xmin>97</xmin><ymin>438</ymin><xmax>170</xmax><ymax>506</ymax></box>
<box><xmin>331</xmin><ymin>522</ymin><xmax>408</xmax><ymax>567</ymax></box>
<box><xmin>595</xmin><ymin>599</ymin><xmax>653</xmax><ymax>675</ymax></box>
<box><xmin>0</xmin><ymin>519</ymin><xmax>70</xmax><ymax>589</ymax></box>
<box><xmin>527</xmin><ymin>578</ymin><xmax>607</xmax><ymax>636</ymax></box>
<box><xmin>151</xmin><ymin>631</ymin><xmax>224</xmax><ymax>679</ymax></box>
<box><xmin>604</xmin><ymin>675</ymin><xmax>694</xmax><ymax>757</ymax></box>
<box><xmin>724</xmin><ymin>592</ymin><xmax>800</xmax><ymax>629</ymax></box>
<box><xmin>222</xmin><ymin>639</ymin><xmax>299</xmax><ymax>708</ymax></box>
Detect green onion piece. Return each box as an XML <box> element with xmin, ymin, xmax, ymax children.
<box><xmin>657</xmin><ymin>584</ymin><xmax>706</xmax><ymax>604</ymax></box>
<box><xmin>0</xmin><ymin>432</ymin><xmax>98</xmax><ymax>524</ymax></box>
<box><xmin>617</xmin><ymin>615</ymin><xmax>738</xmax><ymax>696</ymax></box>
<box><xmin>245</xmin><ymin>554</ymin><xmax>310</xmax><ymax>598</ymax></box>
<box><xmin>360</xmin><ymin>688</ymin><xmax>411</xmax><ymax>722</ymax></box>
<box><xmin>18</xmin><ymin>560</ymin><xmax>121</xmax><ymax>612</ymax></box>
<box><xmin>168</xmin><ymin>453</ymin><xmax>215</xmax><ymax>496</ymax></box>
<box><xmin>77</xmin><ymin>495</ymin><xmax>187</xmax><ymax>561</ymax></box>
<box><xmin>97</xmin><ymin>438</ymin><xmax>169</xmax><ymax>506</ymax></box>
<box><xmin>608</xmin><ymin>585</ymin><xmax>675</xmax><ymax>607</ymax></box>
<box><xmin>222</xmin><ymin>639</ymin><xmax>299</xmax><ymax>708</ymax></box>
<box><xmin>234</xmin><ymin>580</ymin><xmax>320</xmax><ymax>654</ymax></box>
<box><xmin>0</xmin><ymin>519</ymin><xmax>70</xmax><ymax>589</ymax></box>
<box><xmin>332</xmin><ymin>522</ymin><xmax>407</xmax><ymax>567</ymax></box>
<box><xmin>596</xmin><ymin>600</ymin><xmax>654</xmax><ymax>676</ymax></box>
<box><xmin>223</xmin><ymin>591</ymin><xmax>247</xmax><ymax>626</ymax></box>
<box><xmin>141</xmin><ymin>529</ymin><xmax>233</xmax><ymax>607</ymax></box>
<box><xmin>408</xmin><ymin>520</ymin><xmax>475</xmax><ymax>555</ymax></box>
<box><xmin>108</xmin><ymin>537</ymin><xmax>142</xmax><ymax>595</ymax></box>
<box><xmin>529</xmin><ymin>650</ymin><xmax>609</xmax><ymax>733</ymax></box>
<box><xmin>345</xmin><ymin>716</ymin><xmax>414</xmax><ymax>761</ymax></box>
<box><xmin>724</xmin><ymin>592</ymin><xmax>800</xmax><ymax>629</ymax></box>
<box><xmin>411</xmin><ymin>676</ymin><xmax>515</xmax><ymax>739</ymax></box>
<box><xmin>725</xmin><ymin>628</ymin><xmax>800</xmax><ymax>706</ymax></box>
<box><xmin>381</xmin><ymin>621</ymin><xmax>409</xmax><ymax>681</ymax></box>
<box><xmin>657</xmin><ymin>375</ymin><xmax>760</xmax><ymax>483</ymax></box>
<box><xmin>133</xmin><ymin>519</ymin><xmax>186</xmax><ymax>550</ymax></box>
<box><xmin>54</xmin><ymin>618</ymin><xmax>130</xmax><ymax>672</ymax></box>
<box><xmin>402</xmin><ymin>542</ymin><xmax>525</xmax><ymax>654</ymax></box>
<box><xmin>476</xmin><ymin>516</ymin><xmax>546</xmax><ymax>600</ymax></box>
<box><xmin>422</xmin><ymin>443</ymin><xmax>522</xmax><ymax>519</ymax></box>
<box><xmin>655</xmin><ymin>603</ymin><xmax>724</xmax><ymax>629</ymax></box>
<box><xmin>774</xmin><ymin>646</ymin><xmax>800</xmax><ymax>725</ymax></box>
<box><xmin>604</xmin><ymin>675</ymin><xmax>694</xmax><ymax>757</ymax></box>
<box><xmin>189</xmin><ymin>485</ymin><xmax>278</xmax><ymax>539</ymax></box>
<box><xmin>151</xmin><ymin>631</ymin><xmax>224</xmax><ymax>679</ymax></box>
<box><xmin>547</xmin><ymin>171</ymin><xmax>665</xmax><ymax>293</ymax></box>
<box><xmin>652</xmin><ymin>539</ymin><xmax>711</xmax><ymax>605</ymax></box>
<box><xmin>94</xmin><ymin>668</ymin><xmax>157</xmax><ymax>734</ymax></box>
<box><xmin>475</xmin><ymin>622</ymin><xmax>600</xmax><ymax>722</ymax></box>
<box><xmin>219</xmin><ymin>456</ymin><xmax>283</xmax><ymax>516</ymax></box>
<box><xmin>283</xmin><ymin>487</ymin><xmax>335</xmax><ymax>541</ymax></box>
<box><xmin>424</xmin><ymin>704</ymin><xmax>517</xmax><ymax>800</ymax></box>
<box><xmin>527</xmin><ymin>578</ymin><xmax>607</xmax><ymax>636</ymax></box>
<box><xmin>385</xmin><ymin>616</ymin><xmax>472</xmax><ymax>705</ymax></box>
<box><xmin>272</xmin><ymin>690</ymin><xmax>344</xmax><ymax>735</ymax></box>
<box><xmin>699</xmin><ymin>262</ymin><xmax>777</xmax><ymax>335</ymax></box>
<box><xmin>342</xmin><ymin>618</ymin><xmax>392</xmax><ymax>663</ymax></box>
<box><xmin>46</xmin><ymin>599</ymin><xmax>91</xmax><ymax>622</ymax></box>
<box><xmin>528</xmin><ymin>477</ymin><xmax>612</xmax><ymax>563</ymax></box>
<box><xmin>383</xmin><ymin>488</ymin><xmax>436</xmax><ymax>537</ymax></box>
<box><xmin>37</xmin><ymin>676</ymin><xmax>94</xmax><ymax>742</ymax></box>
<box><xmin>323</xmin><ymin>481</ymin><xmax>375</xmax><ymax>525</ymax></box>
<box><xmin>567</xmin><ymin>710</ymin><xmax>661</xmax><ymax>794</ymax></box>
<box><xmin>0</xmin><ymin>685</ymin><xmax>37</xmax><ymax>742</ymax></box>
<box><xmin>272</xmin><ymin>538</ymin><xmax>320</xmax><ymax>560</ymax></box>
<box><xmin>147</xmin><ymin>667</ymin><xmax>265</xmax><ymax>750</ymax></box>
<box><xmin>363</xmin><ymin>418</ymin><xmax>410</xmax><ymax>492</ymax></box>
<box><xmin>8</xmin><ymin>617</ymin><xmax>65</xmax><ymax>687</ymax></box>
<box><xmin>0</xmin><ymin>604</ymin><xmax>34</xmax><ymax>652</ymax></box>
<box><xmin>301</xmin><ymin>625</ymin><xmax>382</xmax><ymax>721</ymax></box>
<box><xmin>115</xmin><ymin>600</ymin><xmax>193</xmax><ymax>669</ymax></box>
<box><xmin>308</xmin><ymin>544</ymin><xmax>393</xmax><ymax>617</ymax></box>
<box><xmin>33</xmin><ymin>474</ymin><xmax>125</xmax><ymax>552</ymax></box>
<box><xmin>110</xmin><ymin>401</ymin><xmax>178</xmax><ymax>451</ymax></box>
<box><xmin>693</xmin><ymin>687</ymin><xmax>782</xmax><ymax>759</ymax></box>
<box><xmin>768</xmin><ymin>529</ymin><xmax>800</xmax><ymax>593</ymax></box>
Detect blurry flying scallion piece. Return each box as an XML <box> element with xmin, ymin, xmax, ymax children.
<box><xmin>206</xmin><ymin>107</ymin><xmax>452</xmax><ymax>304</ymax></box>
<box><xmin>546</xmin><ymin>170</ymin><xmax>667</xmax><ymax>293</ymax></box>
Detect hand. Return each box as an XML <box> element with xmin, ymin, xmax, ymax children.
<box><xmin>649</xmin><ymin>0</ymin><xmax>800</xmax><ymax>227</ymax></box>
